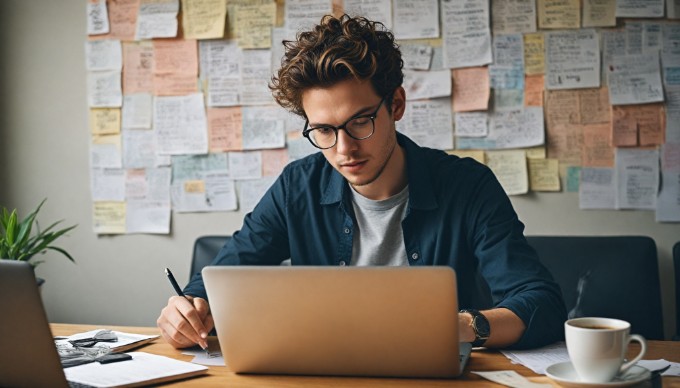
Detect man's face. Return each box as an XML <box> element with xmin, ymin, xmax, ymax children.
<box><xmin>301</xmin><ymin>79</ymin><xmax>406</xmax><ymax>198</ymax></box>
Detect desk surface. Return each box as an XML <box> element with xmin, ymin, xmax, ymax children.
<box><xmin>52</xmin><ymin>323</ymin><xmax>679</xmax><ymax>387</ymax></box>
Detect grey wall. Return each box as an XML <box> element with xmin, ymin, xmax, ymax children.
<box><xmin>1</xmin><ymin>0</ymin><xmax>678</xmax><ymax>338</ymax></box>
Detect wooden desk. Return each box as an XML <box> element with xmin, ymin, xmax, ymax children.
<box><xmin>52</xmin><ymin>324</ymin><xmax>679</xmax><ymax>387</ymax></box>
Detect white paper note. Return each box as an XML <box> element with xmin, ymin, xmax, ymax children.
<box><xmin>403</xmin><ymin>70</ymin><xmax>452</xmax><ymax>100</ymax></box>
<box><xmin>607</xmin><ymin>52</ymin><xmax>665</xmax><ymax>105</ymax></box>
<box><xmin>87</xmin><ymin>0</ymin><xmax>110</xmax><ymax>35</ymax></box>
<box><xmin>86</xmin><ymin>40</ymin><xmax>122</xmax><ymax>71</ymax></box>
<box><xmin>442</xmin><ymin>0</ymin><xmax>492</xmax><ymax>69</ymax></box>
<box><xmin>579</xmin><ymin>167</ymin><xmax>617</xmax><ymax>209</ymax></box>
<box><xmin>136</xmin><ymin>0</ymin><xmax>179</xmax><ymax>40</ymax></box>
<box><xmin>545</xmin><ymin>29</ymin><xmax>600</xmax><ymax>90</ymax></box>
<box><xmin>87</xmin><ymin>71</ymin><xmax>123</xmax><ymax>108</ymax></box>
<box><xmin>228</xmin><ymin>151</ymin><xmax>263</xmax><ymax>180</ymax></box>
<box><xmin>392</xmin><ymin>0</ymin><xmax>439</xmax><ymax>40</ymax></box>
<box><xmin>616</xmin><ymin>148</ymin><xmax>660</xmax><ymax>210</ymax></box>
<box><xmin>397</xmin><ymin>99</ymin><xmax>453</xmax><ymax>150</ymax></box>
<box><xmin>122</xmin><ymin>93</ymin><xmax>153</xmax><ymax>129</ymax></box>
<box><xmin>154</xmin><ymin>93</ymin><xmax>208</xmax><ymax>155</ymax></box>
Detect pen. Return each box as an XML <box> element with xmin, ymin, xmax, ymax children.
<box><xmin>164</xmin><ymin>267</ymin><xmax>209</xmax><ymax>354</ymax></box>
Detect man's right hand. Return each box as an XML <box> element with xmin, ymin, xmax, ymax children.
<box><xmin>157</xmin><ymin>295</ymin><xmax>214</xmax><ymax>349</ymax></box>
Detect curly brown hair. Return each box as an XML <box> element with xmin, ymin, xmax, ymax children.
<box><xmin>270</xmin><ymin>14</ymin><xmax>404</xmax><ymax>118</ymax></box>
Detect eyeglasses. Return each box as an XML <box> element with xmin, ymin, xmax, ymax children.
<box><xmin>302</xmin><ymin>98</ymin><xmax>386</xmax><ymax>149</ymax></box>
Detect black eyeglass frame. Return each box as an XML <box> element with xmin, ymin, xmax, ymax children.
<box><xmin>302</xmin><ymin>97</ymin><xmax>386</xmax><ymax>149</ymax></box>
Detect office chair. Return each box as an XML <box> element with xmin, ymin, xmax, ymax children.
<box><xmin>526</xmin><ymin>236</ymin><xmax>664</xmax><ymax>340</ymax></box>
<box><xmin>674</xmin><ymin>241</ymin><xmax>680</xmax><ymax>340</ymax></box>
<box><xmin>190</xmin><ymin>235</ymin><xmax>231</xmax><ymax>282</ymax></box>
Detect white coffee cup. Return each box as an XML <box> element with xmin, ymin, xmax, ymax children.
<box><xmin>565</xmin><ymin>317</ymin><xmax>647</xmax><ymax>383</ymax></box>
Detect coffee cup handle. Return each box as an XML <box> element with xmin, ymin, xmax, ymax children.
<box><xmin>619</xmin><ymin>334</ymin><xmax>647</xmax><ymax>374</ymax></box>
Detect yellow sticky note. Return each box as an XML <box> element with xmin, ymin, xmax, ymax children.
<box><xmin>528</xmin><ymin>158</ymin><xmax>561</xmax><ymax>192</ymax></box>
<box><xmin>184</xmin><ymin>180</ymin><xmax>206</xmax><ymax>193</ymax></box>
<box><xmin>524</xmin><ymin>33</ymin><xmax>545</xmax><ymax>75</ymax></box>
<box><xmin>181</xmin><ymin>0</ymin><xmax>228</xmax><ymax>39</ymax></box>
<box><xmin>90</xmin><ymin>108</ymin><xmax>121</xmax><ymax>135</ymax></box>
<box><xmin>538</xmin><ymin>0</ymin><xmax>580</xmax><ymax>29</ymax></box>
<box><xmin>486</xmin><ymin>150</ymin><xmax>529</xmax><ymax>196</ymax></box>
<box><xmin>525</xmin><ymin>146</ymin><xmax>547</xmax><ymax>160</ymax></box>
<box><xmin>93</xmin><ymin>201</ymin><xmax>126</xmax><ymax>234</ymax></box>
<box><xmin>235</xmin><ymin>3</ymin><xmax>277</xmax><ymax>49</ymax></box>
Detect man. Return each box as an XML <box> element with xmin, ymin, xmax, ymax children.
<box><xmin>158</xmin><ymin>15</ymin><xmax>566</xmax><ymax>351</ymax></box>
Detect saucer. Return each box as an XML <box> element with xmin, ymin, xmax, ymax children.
<box><xmin>545</xmin><ymin>362</ymin><xmax>651</xmax><ymax>388</ymax></box>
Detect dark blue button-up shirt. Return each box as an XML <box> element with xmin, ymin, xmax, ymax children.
<box><xmin>185</xmin><ymin>133</ymin><xmax>567</xmax><ymax>349</ymax></box>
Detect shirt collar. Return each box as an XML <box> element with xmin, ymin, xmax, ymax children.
<box><xmin>320</xmin><ymin>132</ymin><xmax>438</xmax><ymax>211</ymax></box>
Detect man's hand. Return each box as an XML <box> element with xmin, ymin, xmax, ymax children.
<box><xmin>157</xmin><ymin>295</ymin><xmax>214</xmax><ymax>349</ymax></box>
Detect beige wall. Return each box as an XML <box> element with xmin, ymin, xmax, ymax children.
<box><xmin>1</xmin><ymin>0</ymin><xmax>678</xmax><ymax>338</ymax></box>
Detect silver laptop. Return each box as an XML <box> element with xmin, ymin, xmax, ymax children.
<box><xmin>204</xmin><ymin>266</ymin><xmax>472</xmax><ymax>378</ymax></box>
<box><xmin>0</xmin><ymin>261</ymin><xmax>69</xmax><ymax>387</ymax></box>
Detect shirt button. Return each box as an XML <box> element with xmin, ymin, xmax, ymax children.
<box><xmin>344</xmin><ymin>227</ymin><xmax>350</xmax><ymax>234</ymax></box>
<box><xmin>339</xmin><ymin>260</ymin><xmax>346</xmax><ymax>266</ymax></box>
<box><xmin>411</xmin><ymin>253</ymin><xmax>419</xmax><ymax>260</ymax></box>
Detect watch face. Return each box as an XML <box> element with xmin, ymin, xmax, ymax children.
<box><xmin>473</xmin><ymin>315</ymin><xmax>491</xmax><ymax>338</ymax></box>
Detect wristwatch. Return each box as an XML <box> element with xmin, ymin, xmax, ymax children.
<box><xmin>460</xmin><ymin>309</ymin><xmax>490</xmax><ymax>347</ymax></box>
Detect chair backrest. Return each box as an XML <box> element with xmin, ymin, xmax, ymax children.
<box><xmin>526</xmin><ymin>236</ymin><xmax>664</xmax><ymax>340</ymax></box>
<box><xmin>674</xmin><ymin>241</ymin><xmax>680</xmax><ymax>340</ymax></box>
<box><xmin>191</xmin><ymin>235</ymin><xmax>231</xmax><ymax>282</ymax></box>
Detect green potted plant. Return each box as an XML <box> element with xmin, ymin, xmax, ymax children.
<box><xmin>0</xmin><ymin>199</ymin><xmax>76</xmax><ymax>284</ymax></box>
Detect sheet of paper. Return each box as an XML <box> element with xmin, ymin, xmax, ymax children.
<box><xmin>579</xmin><ymin>167</ymin><xmax>616</xmax><ymax>209</ymax></box>
<box><xmin>181</xmin><ymin>0</ymin><xmax>227</xmax><ymax>39</ymax></box>
<box><xmin>284</xmin><ymin>0</ymin><xmax>332</xmax><ymax>36</ymax></box>
<box><xmin>262</xmin><ymin>149</ymin><xmax>290</xmax><ymax>176</ymax></box>
<box><xmin>472</xmin><ymin>371</ymin><xmax>551</xmax><ymax>388</ymax></box>
<box><xmin>171</xmin><ymin>153</ymin><xmax>228</xmax><ymax>182</ymax></box>
<box><xmin>235</xmin><ymin>3</ymin><xmax>277</xmax><ymax>49</ymax></box>
<box><xmin>607</xmin><ymin>52</ymin><xmax>664</xmax><ymax>105</ymax></box>
<box><xmin>583</xmin><ymin>0</ymin><xmax>616</xmax><ymax>27</ymax></box>
<box><xmin>455</xmin><ymin>112</ymin><xmax>488</xmax><ymax>137</ymax></box>
<box><xmin>125</xmin><ymin>167</ymin><xmax>171</xmax><ymax>202</ymax></box>
<box><xmin>123</xmin><ymin>42</ymin><xmax>154</xmax><ymax>95</ymax></box>
<box><xmin>529</xmin><ymin>158</ymin><xmax>560</xmax><ymax>191</ymax></box>
<box><xmin>612</xmin><ymin>103</ymin><xmax>666</xmax><ymax>147</ymax></box>
<box><xmin>87</xmin><ymin>71</ymin><xmax>123</xmax><ymax>108</ymax></box>
<box><xmin>452</xmin><ymin>67</ymin><xmax>489</xmax><ymax>112</ymax></box>
<box><xmin>125</xmin><ymin>200</ymin><xmax>171</xmax><ymax>234</ymax></box>
<box><xmin>242</xmin><ymin>106</ymin><xmax>286</xmax><ymax>150</ymax></box>
<box><xmin>523</xmin><ymin>33</ymin><xmax>545</xmax><ymax>75</ymax></box>
<box><xmin>625</xmin><ymin>22</ymin><xmax>643</xmax><ymax>55</ymax></box>
<box><xmin>86</xmin><ymin>40</ymin><xmax>122</xmax><ymax>71</ymax></box>
<box><xmin>486</xmin><ymin>150</ymin><xmax>528</xmax><ymax>196</ymax></box>
<box><xmin>669</xmin><ymin>0</ymin><xmax>680</xmax><ymax>18</ymax></box>
<box><xmin>525</xmin><ymin>75</ymin><xmax>544</xmax><ymax>107</ymax></box>
<box><xmin>397</xmin><ymin>99</ymin><xmax>453</xmax><ymax>150</ymax></box>
<box><xmin>344</xmin><ymin>0</ymin><xmax>392</xmax><ymax>28</ymax></box>
<box><xmin>525</xmin><ymin>146</ymin><xmax>546</xmax><ymax>159</ymax></box>
<box><xmin>491</xmin><ymin>0</ymin><xmax>536</xmax><ymax>34</ymax></box>
<box><xmin>501</xmin><ymin>342</ymin><xmax>570</xmax><ymax>375</ymax></box>
<box><xmin>182</xmin><ymin>348</ymin><xmax>226</xmax><ymax>366</ymax></box>
<box><xmin>403</xmin><ymin>69</ymin><xmax>451</xmax><ymax>100</ymax></box>
<box><xmin>63</xmin><ymin>329</ymin><xmax>159</xmax><ymax>352</ymax></box>
<box><xmin>458</xmin><ymin>108</ymin><xmax>544</xmax><ymax>150</ymax></box>
<box><xmin>91</xmin><ymin>134</ymin><xmax>123</xmax><ymax>168</ymax></box>
<box><xmin>204</xmin><ymin>172</ymin><xmax>238</xmax><ymax>211</ymax></box>
<box><xmin>237</xmin><ymin>176</ymin><xmax>277</xmax><ymax>213</ymax></box>
<box><xmin>441</xmin><ymin>0</ymin><xmax>492</xmax><ymax>69</ymax></box>
<box><xmin>582</xmin><ymin>123</ymin><xmax>615</xmax><ymax>167</ymax></box>
<box><xmin>392</xmin><ymin>0</ymin><xmax>438</xmax><ymax>40</ymax></box>
<box><xmin>545</xmin><ymin>90</ymin><xmax>581</xmax><ymax>126</ymax></box>
<box><xmin>122</xmin><ymin>128</ymin><xmax>169</xmax><ymax>168</ymax></box>
<box><xmin>240</xmin><ymin>49</ymin><xmax>273</xmax><ymax>105</ymax></box>
<box><xmin>136</xmin><ymin>0</ymin><xmax>179</xmax><ymax>40</ymax></box>
<box><xmin>601</xmin><ymin>29</ymin><xmax>627</xmax><ymax>86</ymax></box>
<box><xmin>153</xmin><ymin>39</ymin><xmax>198</xmax><ymax>76</ymax></box>
<box><xmin>90</xmin><ymin>108</ymin><xmax>121</xmax><ymax>136</ymax></box>
<box><xmin>91</xmin><ymin>168</ymin><xmax>126</xmax><ymax>201</ymax></box>
<box><xmin>656</xmin><ymin>170</ymin><xmax>680</xmax><ymax>222</ymax></box>
<box><xmin>546</xmin><ymin>123</ymin><xmax>583</xmax><ymax>165</ymax></box>
<box><xmin>208</xmin><ymin>107</ymin><xmax>243</xmax><ymax>152</ymax></box>
<box><xmin>642</xmin><ymin>22</ymin><xmax>663</xmax><ymax>53</ymax></box>
<box><xmin>93</xmin><ymin>201</ymin><xmax>126</xmax><ymax>234</ymax></box>
<box><xmin>153</xmin><ymin>73</ymin><xmax>199</xmax><ymax>96</ymax></box>
<box><xmin>579</xmin><ymin>87</ymin><xmax>611</xmax><ymax>124</ymax></box>
<box><xmin>667</xmin><ymin>86</ymin><xmax>680</xmax><ymax>143</ymax></box>
<box><xmin>94</xmin><ymin>0</ymin><xmax>139</xmax><ymax>41</ymax></box>
<box><xmin>170</xmin><ymin>155</ymin><xmax>237</xmax><ymax>213</ymax></box>
<box><xmin>154</xmin><ymin>93</ymin><xmax>208</xmax><ymax>155</ymax></box>
<box><xmin>616</xmin><ymin>148</ymin><xmax>659</xmax><ymax>210</ymax></box>
<box><xmin>616</xmin><ymin>0</ymin><xmax>664</xmax><ymax>17</ymax></box>
<box><xmin>545</xmin><ymin>29</ymin><xmax>600</xmax><ymax>90</ymax></box>
<box><xmin>401</xmin><ymin>44</ymin><xmax>434</xmax><ymax>70</ymax></box>
<box><xmin>538</xmin><ymin>0</ymin><xmax>580</xmax><ymax>29</ymax></box>
<box><xmin>662</xmin><ymin>52</ymin><xmax>680</xmax><ymax>86</ymax></box>
<box><xmin>87</xmin><ymin>0</ymin><xmax>110</xmax><ymax>35</ymax></box>
<box><xmin>122</xmin><ymin>94</ymin><xmax>153</xmax><ymax>129</ymax></box>
<box><xmin>64</xmin><ymin>352</ymin><xmax>207</xmax><ymax>386</ymax></box>
<box><xmin>200</xmin><ymin>39</ymin><xmax>242</xmax><ymax>107</ymax></box>
<box><xmin>567</xmin><ymin>166</ymin><xmax>581</xmax><ymax>192</ymax></box>
<box><xmin>228</xmin><ymin>151</ymin><xmax>263</xmax><ymax>180</ymax></box>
